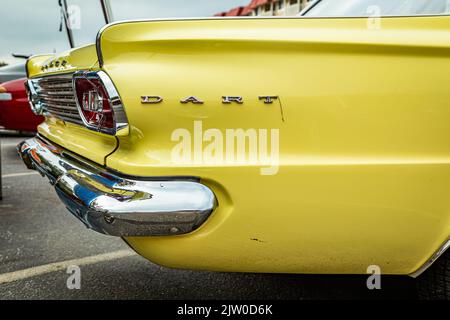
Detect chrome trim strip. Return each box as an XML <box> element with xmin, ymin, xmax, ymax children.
<box><xmin>17</xmin><ymin>136</ymin><xmax>217</xmax><ymax>237</ymax></box>
<box><xmin>25</xmin><ymin>79</ymin><xmax>43</xmax><ymax>115</ymax></box>
<box><xmin>95</xmin><ymin>14</ymin><xmax>450</xmax><ymax>67</ymax></box>
<box><xmin>29</xmin><ymin>71</ymin><xmax>75</xmax><ymax>79</ymax></box>
<box><xmin>409</xmin><ymin>238</ymin><xmax>450</xmax><ymax>278</ymax></box>
<box><xmin>72</xmin><ymin>70</ymin><xmax>129</xmax><ymax>135</ymax></box>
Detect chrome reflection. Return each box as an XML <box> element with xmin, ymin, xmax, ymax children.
<box><xmin>18</xmin><ymin>137</ymin><xmax>217</xmax><ymax>237</ymax></box>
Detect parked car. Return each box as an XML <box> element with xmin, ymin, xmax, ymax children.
<box><xmin>18</xmin><ymin>0</ymin><xmax>450</xmax><ymax>299</ymax></box>
<box><xmin>0</xmin><ymin>78</ymin><xmax>44</xmax><ymax>132</ymax></box>
<box><xmin>0</xmin><ymin>63</ymin><xmax>26</xmax><ymax>84</ymax></box>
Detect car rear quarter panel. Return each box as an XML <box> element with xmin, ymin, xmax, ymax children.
<box><xmin>46</xmin><ymin>17</ymin><xmax>450</xmax><ymax>274</ymax></box>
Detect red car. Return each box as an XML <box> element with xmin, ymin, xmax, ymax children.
<box><xmin>0</xmin><ymin>78</ymin><xmax>43</xmax><ymax>132</ymax></box>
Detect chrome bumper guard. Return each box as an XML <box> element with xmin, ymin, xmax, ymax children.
<box><xmin>17</xmin><ymin>137</ymin><xmax>217</xmax><ymax>237</ymax></box>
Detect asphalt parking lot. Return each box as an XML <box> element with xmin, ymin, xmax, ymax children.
<box><xmin>0</xmin><ymin>132</ymin><xmax>418</xmax><ymax>300</ymax></box>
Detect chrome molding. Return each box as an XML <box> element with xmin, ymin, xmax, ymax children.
<box><xmin>72</xmin><ymin>70</ymin><xmax>129</xmax><ymax>135</ymax></box>
<box><xmin>410</xmin><ymin>238</ymin><xmax>450</xmax><ymax>278</ymax></box>
<box><xmin>25</xmin><ymin>79</ymin><xmax>43</xmax><ymax>115</ymax></box>
<box><xmin>17</xmin><ymin>136</ymin><xmax>217</xmax><ymax>237</ymax></box>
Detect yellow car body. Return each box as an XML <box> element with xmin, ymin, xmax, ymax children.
<box><xmin>24</xmin><ymin>16</ymin><xmax>450</xmax><ymax>276</ymax></box>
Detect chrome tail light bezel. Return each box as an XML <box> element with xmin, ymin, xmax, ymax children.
<box><xmin>72</xmin><ymin>70</ymin><xmax>129</xmax><ymax>135</ymax></box>
<box><xmin>25</xmin><ymin>79</ymin><xmax>44</xmax><ymax>115</ymax></box>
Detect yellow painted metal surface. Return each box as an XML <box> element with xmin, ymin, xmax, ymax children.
<box><xmin>27</xmin><ymin>44</ymin><xmax>99</xmax><ymax>78</ymax></box>
<box><xmin>38</xmin><ymin>120</ymin><xmax>116</xmax><ymax>165</ymax></box>
<box><xmin>34</xmin><ymin>16</ymin><xmax>450</xmax><ymax>274</ymax></box>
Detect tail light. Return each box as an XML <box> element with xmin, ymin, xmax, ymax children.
<box><xmin>73</xmin><ymin>71</ymin><xmax>128</xmax><ymax>135</ymax></box>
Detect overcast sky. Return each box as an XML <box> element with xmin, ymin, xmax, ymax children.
<box><xmin>0</xmin><ymin>0</ymin><xmax>249</xmax><ymax>65</ymax></box>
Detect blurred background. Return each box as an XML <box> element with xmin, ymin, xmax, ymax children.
<box><xmin>0</xmin><ymin>0</ymin><xmax>257</xmax><ymax>66</ymax></box>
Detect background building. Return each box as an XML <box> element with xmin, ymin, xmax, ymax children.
<box><xmin>215</xmin><ymin>0</ymin><xmax>314</xmax><ymax>17</ymax></box>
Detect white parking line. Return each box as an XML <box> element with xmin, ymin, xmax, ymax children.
<box><xmin>2</xmin><ymin>172</ymin><xmax>40</xmax><ymax>178</ymax></box>
<box><xmin>0</xmin><ymin>250</ymin><xmax>136</xmax><ymax>285</ymax></box>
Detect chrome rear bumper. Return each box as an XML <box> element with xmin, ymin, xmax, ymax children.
<box><xmin>17</xmin><ymin>137</ymin><xmax>217</xmax><ymax>237</ymax></box>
